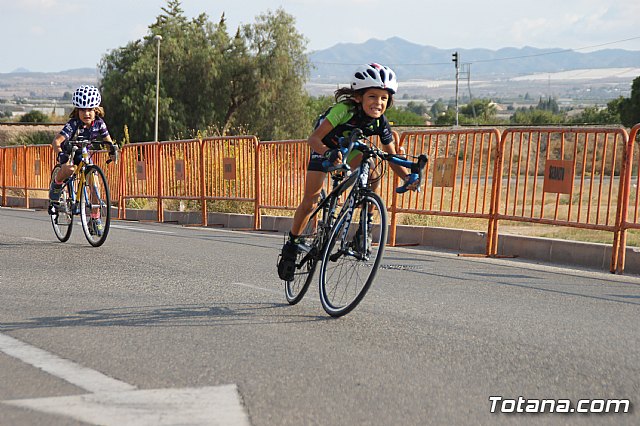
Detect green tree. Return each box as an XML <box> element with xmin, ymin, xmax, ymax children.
<box><xmin>235</xmin><ymin>8</ymin><xmax>311</xmax><ymax>140</ymax></box>
<box><xmin>616</xmin><ymin>76</ymin><xmax>640</xmax><ymax>127</ymax></box>
<box><xmin>430</xmin><ymin>99</ymin><xmax>447</xmax><ymax>119</ymax></box>
<box><xmin>307</xmin><ymin>95</ymin><xmax>335</xmax><ymax>121</ymax></box>
<box><xmin>537</xmin><ymin>96</ymin><xmax>559</xmax><ymax>113</ymax></box>
<box><xmin>99</xmin><ymin>0</ymin><xmax>311</xmax><ymax>142</ymax></box>
<box><xmin>460</xmin><ymin>98</ymin><xmax>497</xmax><ymax>123</ymax></box>
<box><xmin>19</xmin><ymin>110</ymin><xmax>49</xmax><ymax>123</ymax></box>
<box><xmin>510</xmin><ymin>108</ymin><xmax>565</xmax><ymax>125</ymax></box>
<box><xmin>406</xmin><ymin>101</ymin><xmax>429</xmax><ymax>116</ymax></box>
<box><xmin>385</xmin><ymin>107</ymin><xmax>425</xmax><ymax>125</ymax></box>
<box><xmin>570</xmin><ymin>105</ymin><xmax>620</xmax><ymax>125</ymax></box>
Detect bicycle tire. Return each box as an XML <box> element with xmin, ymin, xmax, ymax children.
<box><xmin>319</xmin><ymin>191</ymin><xmax>387</xmax><ymax>317</ymax></box>
<box><xmin>49</xmin><ymin>165</ymin><xmax>74</xmax><ymax>242</ymax></box>
<box><xmin>79</xmin><ymin>165</ymin><xmax>111</xmax><ymax>247</ymax></box>
<box><xmin>285</xmin><ymin>190</ymin><xmax>328</xmax><ymax>305</ymax></box>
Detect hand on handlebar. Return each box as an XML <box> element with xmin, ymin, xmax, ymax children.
<box><xmin>60</xmin><ymin>140</ymin><xmax>73</xmax><ymax>154</ymax></box>
<box><xmin>57</xmin><ymin>151</ymin><xmax>69</xmax><ymax>164</ymax></box>
<box><xmin>321</xmin><ymin>147</ymin><xmax>349</xmax><ymax>172</ymax></box>
<box><xmin>395</xmin><ymin>154</ymin><xmax>428</xmax><ymax>194</ymax></box>
<box><xmin>323</xmin><ymin>148</ymin><xmax>342</xmax><ymax>164</ymax></box>
<box><xmin>107</xmin><ymin>143</ymin><xmax>119</xmax><ymax>164</ymax></box>
<box><xmin>397</xmin><ymin>173</ymin><xmax>420</xmax><ymax>193</ymax></box>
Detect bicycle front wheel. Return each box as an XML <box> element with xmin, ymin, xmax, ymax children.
<box><xmin>285</xmin><ymin>190</ymin><xmax>327</xmax><ymax>305</ymax></box>
<box><xmin>49</xmin><ymin>165</ymin><xmax>74</xmax><ymax>242</ymax></box>
<box><xmin>319</xmin><ymin>192</ymin><xmax>387</xmax><ymax>317</ymax></box>
<box><xmin>79</xmin><ymin>165</ymin><xmax>111</xmax><ymax>247</ymax></box>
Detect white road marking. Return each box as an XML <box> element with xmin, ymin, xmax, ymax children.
<box><xmin>111</xmin><ymin>224</ymin><xmax>175</xmax><ymax>234</ymax></box>
<box><xmin>0</xmin><ymin>332</ymin><xmax>250</xmax><ymax>425</ymax></box>
<box><xmin>5</xmin><ymin>386</ymin><xmax>250</xmax><ymax>426</ymax></box>
<box><xmin>23</xmin><ymin>237</ymin><xmax>50</xmax><ymax>242</ymax></box>
<box><xmin>232</xmin><ymin>282</ymin><xmax>281</xmax><ymax>295</ymax></box>
<box><xmin>0</xmin><ymin>333</ymin><xmax>134</xmax><ymax>393</ymax></box>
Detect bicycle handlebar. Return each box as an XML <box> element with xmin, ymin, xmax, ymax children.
<box><xmin>67</xmin><ymin>139</ymin><xmax>119</xmax><ymax>164</ymax></box>
<box><xmin>322</xmin><ymin>129</ymin><xmax>428</xmax><ymax>193</ymax></box>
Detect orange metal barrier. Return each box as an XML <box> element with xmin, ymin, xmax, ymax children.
<box><xmin>119</xmin><ymin>137</ymin><xmax>258</xmax><ymax>225</ymax></box>
<box><xmin>0</xmin><ymin>144</ymin><xmax>118</xmax><ymax>210</ymax></box>
<box><xmin>158</xmin><ymin>139</ymin><xmax>201</xmax><ymax>222</ymax></box>
<box><xmin>201</xmin><ymin>136</ymin><xmax>259</xmax><ymax>227</ymax></box>
<box><xmin>0</xmin><ymin>147</ymin><xmax>3</xmax><ymax>205</ymax></box>
<box><xmin>1</xmin><ymin>145</ymin><xmax>54</xmax><ymax>209</ymax></box>
<box><xmin>120</xmin><ymin>141</ymin><xmax>160</xmax><ymax>218</ymax></box>
<box><xmin>3</xmin><ymin>146</ymin><xmax>28</xmax><ymax>206</ymax></box>
<box><xmin>256</xmin><ymin>139</ymin><xmax>308</xmax><ymax>212</ymax></box>
<box><xmin>2</xmin><ymin>124</ymin><xmax>640</xmax><ymax>274</ymax></box>
<box><xmin>615</xmin><ymin>124</ymin><xmax>640</xmax><ymax>273</ymax></box>
<box><xmin>390</xmin><ymin>128</ymin><xmax>501</xmax><ymax>249</ymax></box>
<box><xmin>494</xmin><ymin>127</ymin><xmax>629</xmax><ymax>271</ymax></box>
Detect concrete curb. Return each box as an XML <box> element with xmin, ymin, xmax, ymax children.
<box><xmin>5</xmin><ymin>197</ymin><xmax>639</xmax><ymax>276</ymax></box>
<box><xmin>118</xmin><ymin>208</ymin><xmax>640</xmax><ymax>276</ymax></box>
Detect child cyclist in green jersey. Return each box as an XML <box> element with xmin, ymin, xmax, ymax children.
<box><xmin>277</xmin><ymin>63</ymin><xmax>419</xmax><ymax>281</ymax></box>
<box><xmin>48</xmin><ymin>85</ymin><xmax>118</xmax><ymax>236</ymax></box>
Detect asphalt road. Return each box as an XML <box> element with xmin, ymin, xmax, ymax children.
<box><xmin>0</xmin><ymin>207</ymin><xmax>638</xmax><ymax>426</ymax></box>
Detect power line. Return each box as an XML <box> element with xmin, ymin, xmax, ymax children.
<box><xmin>309</xmin><ymin>36</ymin><xmax>640</xmax><ymax>67</ymax></box>
<box><xmin>470</xmin><ymin>36</ymin><xmax>640</xmax><ymax>64</ymax></box>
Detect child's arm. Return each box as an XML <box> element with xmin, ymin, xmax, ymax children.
<box><xmin>52</xmin><ymin>134</ymin><xmax>66</xmax><ymax>154</ymax></box>
<box><xmin>307</xmin><ymin>119</ymin><xmax>334</xmax><ymax>156</ymax></box>
<box><xmin>381</xmin><ymin>139</ymin><xmax>419</xmax><ymax>192</ymax></box>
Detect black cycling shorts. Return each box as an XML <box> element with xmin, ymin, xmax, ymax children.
<box><xmin>307</xmin><ymin>151</ymin><xmax>327</xmax><ymax>172</ymax></box>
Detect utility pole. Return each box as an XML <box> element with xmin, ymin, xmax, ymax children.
<box><xmin>461</xmin><ymin>63</ymin><xmax>476</xmax><ymax>122</ymax></box>
<box><xmin>154</xmin><ymin>35</ymin><xmax>163</xmax><ymax>142</ymax></box>
<box><xmin>452</xmin><ymin>51</ymin><xmax>459</xmax><ymax>126</ymax></box>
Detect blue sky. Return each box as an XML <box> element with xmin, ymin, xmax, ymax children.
<box><xmin>1</xmin><ymin>0</ymin><xmax>639</xmax><ymax>73</ymax></box>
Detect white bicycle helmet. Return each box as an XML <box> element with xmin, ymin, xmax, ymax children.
<box><xmin>72</xmin><ymin>85</ymin><xmax>101</xmax><ymax>108</ymax></box>
<box><xmin>351</xmin><ymin>63</ymin><xmax>398</xmax><ymax>94</ymax></box>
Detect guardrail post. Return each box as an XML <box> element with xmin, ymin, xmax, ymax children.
<box><xmin>1</xmin><ymin>147</ymin><xmax>6</xmax><ymax>206</ymax></box>
<box><xmin>487</xmin><ymin>131</ymin><xmax>503</xmax><ymax>256</ymax></box>
<box><xmin>156</xmin><ymin>141</ymin><xmax>163</xmax><ymax>222</ymax></box>
<box><xmin>23</xmin><ymin>145</ymin><xmax>29</xmax><ymax>209</ymax></box>
<box><xmin>613</xmin><ymin>126</ymin><xmax>637</xmax><ymax>273</ymax></box>
<box><xmin>118</xmin><ymin>145</ymin><xmax>126</xmax><ymax>219</ymax></box>
<box><xmin>200</xmin><ymin>138</ymin><xmax>207</xmax><ymax>226</ymax></box>
<box><xmin>254</xmin><ymin>138</ymin><xmax>262</xmax><ymax>230</ymax></box>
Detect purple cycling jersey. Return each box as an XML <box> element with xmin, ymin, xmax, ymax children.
<box><xmin>59</xmin><ymin>117</ymin><xmax>110</xmax><ymax>141</ymax></box>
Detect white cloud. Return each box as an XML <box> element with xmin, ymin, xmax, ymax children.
<box><xmin>29</xmin><ymin>25</ymin><xmax>46</xmax><ymax>36</ymax></box>
<box><xmin>1</xmin><ymin>0</ymin><xmax>639</xmax><ymax>73</ymax></box>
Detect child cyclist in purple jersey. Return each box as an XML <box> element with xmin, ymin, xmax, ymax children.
<box><xmin>277</xmin><ymin>63</ymin><xmax>419</xmax><ymax>281</ymax></box>
<box><xmin>48</xmin><ymin>85</ymin><xmax>118</xmax><ymax>236</ymax></box>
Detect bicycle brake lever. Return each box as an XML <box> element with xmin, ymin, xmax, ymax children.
<box><xmin>396</xmin><ymin>154</ymin><xmax>428</xmax><ymax>194</ymax></box>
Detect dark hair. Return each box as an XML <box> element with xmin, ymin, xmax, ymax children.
<box><xmin>334</xmin><ymin>86</ymin><xmax>394</xmax><ymax>109</ymax></box>
<box><xmin>69</xmin><ymin>106</ymin><xmax>105</xmax><ymax>119</ymax></box>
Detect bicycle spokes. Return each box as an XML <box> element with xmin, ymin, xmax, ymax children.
<box><xmin>79</xmin><ymin>165</ymin><xmax>111</xmax><ymax>247</ymax></box>
<box><xmin>319</xmin><ymin>192</ymin><xmax>388</xmax><ymax>317</ymax></box>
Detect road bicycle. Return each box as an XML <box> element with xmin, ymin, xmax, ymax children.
<box><xmin>49</xmin><ymin>139</ymin><xmax>117</xmax><ymax>247</ymax></box>
<box><xmin>284</xmin><ymin>129</ymin><xmax>428</xmax><ymax>317</ymax></box>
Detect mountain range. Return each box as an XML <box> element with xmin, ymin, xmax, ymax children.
<box><xmin>308</xmin><ymin>37</ymin><xmax>640</xmax><ymax>81</ymax></box>
<box><xmin>2</xmin><ymin>37</ymin><xmax>638</xmax><ymax>100</ymax></box>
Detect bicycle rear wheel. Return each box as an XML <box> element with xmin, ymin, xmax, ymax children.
<box><xmin>49</xmin><ymin>165</ymin><xmax>74</xmax><ymax>242</ymax></box>
<box><xmin>319</xmin><ymin>192</ymin><xmax>387</xmax><ymax>317</ymax></box>
<box><xmin>285</xmin><ymin>190</ymin><xmax>327</xmax><ymax>305</ymax></box>
<box><xmin>79</xmin><ymin>165</ymin><xmax>111</xmax><ymax>247</ymax></box>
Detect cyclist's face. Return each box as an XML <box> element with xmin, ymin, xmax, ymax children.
<box><xmin>78</xmin><ymin>108</ymin><xmax>96</xmax><ymax>125</ymax></box>
<box><xmin>357</xmin><ymin>88</ymin><xmax>389</xmax><ymax>118</ymax></box>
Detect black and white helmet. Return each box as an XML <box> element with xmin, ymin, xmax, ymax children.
<box><xmin>351</xmin><ymin>63</ymin><xmax>398</xmax><ymax>94</ymax></box>
<box><xmin>72</xmin><ymin>85</ymin><xmax>101</xmax><ymax>108</ymax></box>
